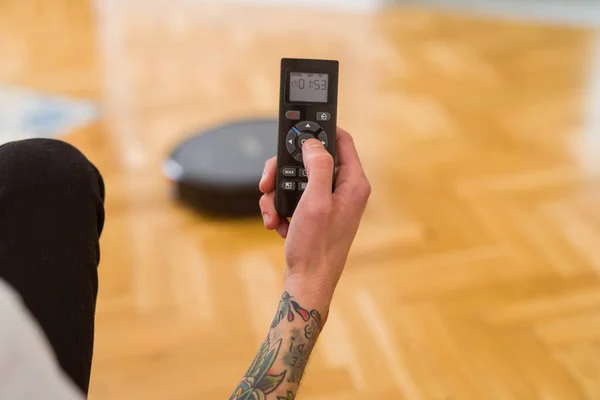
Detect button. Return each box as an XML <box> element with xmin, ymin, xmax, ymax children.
<box><xmin>293</xmin><ymin>153</ymin><xmax>303</xmax><ymax>162</ymax></box>
<box><xmin>297</xmin><ymin>133</ymin><xmax>315</xmax><ymax>149</ymax></box>
<box><xmin>281</xmin><ymin>181</ymin><xmax>296</xmax><ymax>191</ymax></box>
<box><xmin>299</xmin><ymin>182</ymin><xmax>307</xmax><ymax>191</ymax></box>
<box><xmin>285</xmin><ymin>110</ymin><xmax>300</xmax><ymax>120</ymax></box>
<box><xmin>281</xmin><ymin>167</ymin><xmax>296</xmax><ymax>177</ymax></box>
<box><xmin>286</xmin><ymin>129</ymin><xmax>297</xmax><ymax>154</ymax></box>
<box><xmin>316</xmin><ymin>112</ymin><xmax>331</xmax><ymax>121</ymax></box>
<box><xmin>295</xmin><ymin>121</ymin><xmax>320</xmax><ymax>133</ymax></box>
<box><xmin>299</xmin><ymin>168</ymin><xmax>307</xmax><ymax>178</ymax></box>
<box><xmin>318</xmin><ymin>131</ymin><xmax>328</xmax><ymax>149</ymax></box>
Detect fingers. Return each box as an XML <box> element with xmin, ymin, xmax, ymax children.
<box><xmin>260</xmin><ymin>191</ymin><xmax>289</xmax><ymax>237</ymax></box>
<box><xmin>259</xmin><ymin>157</ymin><xmax>277</xmax><ymax>194</ymax></box>
<box><xmin>333</xmin><ymin>127</ymin><xmax>371</xmax><ymax>205</ymax></box>
<box><xmin>335</xmin><ymin>127</ymin><xmax>367</xmax><ymax>184</ymax></box>
<box><xmin>302</xmin><ymin>138</ymin><xmax>334</xmax><ymax>201</ymax></box>
<box><xmin>276</xmin><ymin>218</ymin><xmax>290</xmax><ymax>239</ymax></box>
<box><xmin>259</xmin><ymin>192</ymin><xmax>281</xmax><ymax>230</ymax></box>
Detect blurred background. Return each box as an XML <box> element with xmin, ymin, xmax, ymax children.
<box><xmin>1</xmin><ymin>0</ymin><xmax>600</xmax><ymax>399</ymax></box>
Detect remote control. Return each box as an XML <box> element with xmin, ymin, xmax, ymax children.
<box><xmin>275</xmin><ymin>58</ymin><xmax>339</xmax><ymax>217</ymax></box>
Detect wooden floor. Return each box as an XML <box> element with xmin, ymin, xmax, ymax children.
<box><xmin>2</xmin><ymin>1</ymin><xmax>600</xmax><ymax>399</ymax></box>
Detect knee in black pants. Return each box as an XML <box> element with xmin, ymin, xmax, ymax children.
<box><xmin>0</xmin><ymin>138</ymin><xmax>105</xmax><ymax>218</ymax></box>
<box><xmin>0</xmin><ymin>138</ymin><xmax>105</xmax><ymax>395</ymax></box>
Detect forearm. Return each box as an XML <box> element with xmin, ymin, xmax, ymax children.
<box><xmin>230</xmin><ymin>282</ymin><xmax>330</xmax><ymax>400</ymax></box>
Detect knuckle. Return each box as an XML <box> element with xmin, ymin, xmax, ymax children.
<box><xmin>355</xmin><ymin>179</ymin><xmax>372</xmax><ymax>202</ymax></box>
<box><xmin>345</xmin><ymin>133</ymin><xmax>356</xmax><ymax>146</ymax></box>
<box><xmin>340</xmin><ymin>131</ymin><xmax>355</xmax><ymax>148</ymax></box>
<box><xmin>308</xmin><ymin>151</ymin><xmax>334</xmax><ymax>169</ymax></box>
<box><xmin>363</xmin><ymin>179</ymin><xmax>372</xmax><ymax>198</ymax></box>
<box><xmin>305</xmin><ymin>200</ymin><xmax>332</xmax><ymax>219</ymax></box>
<box><xmin>259</xmin><ymin>194</ymin><xmax>270</xmax><ymax>209</ymax></box>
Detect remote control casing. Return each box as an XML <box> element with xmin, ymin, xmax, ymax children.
<box><xmin>275</xmin><ymin>58</ymin><xmax>339</xmax><ymax>217</ymax></box>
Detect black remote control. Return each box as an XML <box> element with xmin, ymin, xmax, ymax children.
<box><xmin>275</xmin><ymin>58</ymin><xmax>339</xmax><ymax>217</ymax></box>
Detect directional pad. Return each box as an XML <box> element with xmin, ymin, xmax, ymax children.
<box><xmin>286</xmin><ymin>121</ymin><xmax>328</xmax><ymax>160</ymax></box>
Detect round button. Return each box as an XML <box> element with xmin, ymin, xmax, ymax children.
<box><xmin>297</xmin><ymin>133</ymin><xmax>315</xmax><ymax>150</ymax></box>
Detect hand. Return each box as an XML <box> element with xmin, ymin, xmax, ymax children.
<box><xmin>259</xmin><ymin>127</ymin><xmax>371</xmax><ymax>310</ymax></box>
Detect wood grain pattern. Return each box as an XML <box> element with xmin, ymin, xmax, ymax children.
<box><xmin>1</xmin><ymin>1</ymin><xmax>600</xmax><ymax>399</ymax></box>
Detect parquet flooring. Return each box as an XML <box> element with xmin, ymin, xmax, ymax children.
<box><xmin>1</xmin><ymin>1</ymin><xmax>599</xmax><ymax>399</ymax></box>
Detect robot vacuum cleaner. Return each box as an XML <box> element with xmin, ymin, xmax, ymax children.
<box><xmin>164</xmin><ymin>119</ymin><xmax>277</xmax><ymax>217</ymax></box>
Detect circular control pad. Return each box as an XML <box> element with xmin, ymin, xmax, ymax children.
<box><xmin>285</xmin><ymin>121</ymin><xmax>328</xmax><ymax>160</ymax></box>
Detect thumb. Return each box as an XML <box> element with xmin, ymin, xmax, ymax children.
<box><xmin>302</xmin><ymin>138</ymin><xmax>334</xmax><ymax>200</ymax></box>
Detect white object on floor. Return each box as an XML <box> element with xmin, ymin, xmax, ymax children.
<box><xmin>0</xmin><ymin>85</ymin><xmax>98</xmax><ymax>145</ymax></box>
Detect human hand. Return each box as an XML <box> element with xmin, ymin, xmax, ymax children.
<box><xmin>259</xmin><ymin>127</ymin><xmax>371</xmax><ymax>311</ymax></box>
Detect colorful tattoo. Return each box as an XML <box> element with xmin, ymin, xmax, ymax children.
<box><xmin>271</xmin><ymin>292</ymin><xmax>311</xmax><ymax>328</ymax></box>
<box><xmin>230</xmin><ymin>337</ymin><xmax>286</xmax><ymax>400</ymax></box>
<box><xmin>232</xmin><ymin>292</ymin><xmax>323</xmax><ymax>399</ymax></box>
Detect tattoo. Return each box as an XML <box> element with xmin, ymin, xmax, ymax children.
<box><xmin>271</xmin><ymin>292</ymin><xmax>311</xmax><ymax>328</ymax></box>
<box><xmin>283</xmin><ymin>308</ymin><xmax>324</xmax><ymax>383</ymax></box>
<box><xmin>283</xmin><ymin>328</ymin><xmax>310</xmax><ymax>383</ymax></box>
<box><xmin>232</xmin><ymin>292</ymin><xmax>324</xmax><ymax>399</ymax></box>
<box><xmin>277</xmin><ymin>293</ymin><xmax>324</xmax><ymax>383</ymax></box>
<box><xmin>304</xmin><ymin>310</ymin><xmax>323</xmax><ymax>340</ymax></box>
<box><xmin>230</xmin><ymin>337</ymin><xmax>286</xmax><ymax>400</ymax></box>
<box><xmin>277</xmin><ymin>391</ymin><xmax>296</xmax><ymax>400</ymax></box>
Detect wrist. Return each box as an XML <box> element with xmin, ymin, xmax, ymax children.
<box><xmin>283</xmin><ymin>272</ymin><xmax>334</xmax><ymax>321</ymax></box>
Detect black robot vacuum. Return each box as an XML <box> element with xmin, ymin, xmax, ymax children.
<box><xmin>164</xmin><ymin>119</ymin><xmax>277</xmax><ymax>217</ymax></box>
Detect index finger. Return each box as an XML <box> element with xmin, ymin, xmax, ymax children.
<box><xmin>334</xmin><ymin>127</ymin><xmax>367</xmax><ymax>190</ymax></box>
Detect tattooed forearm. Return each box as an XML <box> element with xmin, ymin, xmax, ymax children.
<box><xmin>283</xmin><ymin>328</ymin><xmax>313</xmax><ymax>383</ymax></box>
<box><xmin>230</xmin><ymin>292</ymin><xmax>324</xmax><ymax>400</ymax></box>
<box><xmin>230</xmin><ymin>337</ymin><xmax>286</xmax><ymax>400</ymax></box>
